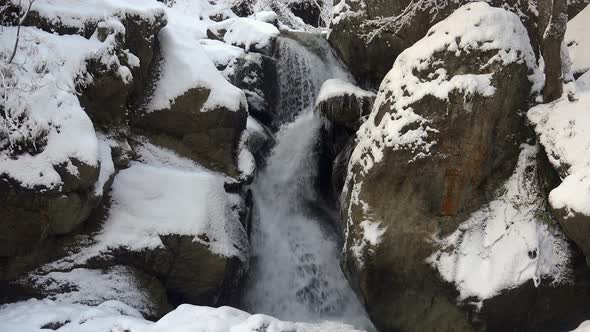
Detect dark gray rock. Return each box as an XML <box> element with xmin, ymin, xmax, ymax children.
<box><xmin>133</xmin><ymin>88</ymin><xmax>247</xmax><ymax>177</ymax></box>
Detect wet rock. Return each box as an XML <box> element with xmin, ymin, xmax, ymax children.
<box><xmin>316</xmin><ymin>80</ymin><xmax>374</xmax><ymax>203</ymax></box>
<box><xmin>230</xmin><ymin>0</ymin><xmax>254</xmax><ymax>17</ymax></box>
<box><xmin>317</xmin><ymin>79</ymin><xmax>374</xmax><ymax>131</ymax></box>
<box><xmin>226</xmin><ymin>53</ymin><xmax>270</xmax><ymax>122</ymax></box>
<box><xmin>288</xmin><ymin>0</ymin><xmax>323</xmax><ymax>27</ymax></box>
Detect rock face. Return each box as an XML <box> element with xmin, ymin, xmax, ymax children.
<box><xmin>340</xmin><ymin>4</ymin><xmax>539</xmax><ymax>330</ymax></box>
<box><xmin>288</xmin><ymin>0</ymin><xmax>323</xmax><ymax>27</ymax></box>
<box><xmin>317</xmin><ymin>79</ymin><xmax>374</xmax><ymax>131</ymax></box>
<box><xmin>0</xmin><ymin>160</ymin><xmax>100</xmax><ymax>257</ymax></box>
<box><xmin>329</xmin><ymin>0</ymin><xmax>539</xmax><ymax>86</ymax></box>
<box><xmin>316</xmin><ymin>79</ymin><xmax>375</xmax><ymax>202</ymax></box>
<box><xmin>0</xmin><ymin>0</ymin><xmax>251</xmax><ymax>318</ymax></box>
<box><xmin>227</xmin><ymin>53</ymin><xmax>272</xmax><ymax>125</ymax></box>
<box><xmin>99</xmin><ymin>235</ymin><xmax>246</xmax><ymax>307</ymax></box>
<box><xmin>134</xmin><ymin>100</ymin><xmax>247</xmax><ymax>177</ymax></box>
<box><xmin>79</xmin><ymin>14</ymin><xmax>167</xmax><ymax>126</ymax></box>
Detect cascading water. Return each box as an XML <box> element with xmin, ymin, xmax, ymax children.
<box><xmin>242</xmin><ymin>34</ymin><xmax>374</xmax><ymax>330</ymax></box>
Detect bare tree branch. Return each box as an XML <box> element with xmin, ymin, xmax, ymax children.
<box><xmin>8</xmin><ymin>0</ymin><xmax>36</xmax><ymax>64</ymax></box>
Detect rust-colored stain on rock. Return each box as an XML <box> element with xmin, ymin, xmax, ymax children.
<box><xmin>441</xmin><ymin>168</ymin><xmax>462</xmax><ymax>216</ymax></box>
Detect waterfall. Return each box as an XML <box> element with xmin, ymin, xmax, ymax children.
<box><xmin>272</xmin><ymin>32</ymin><xmax>351</xmax><ymax>125</ymax></box>
<box><xmin>242</xmin><ymin>34</ymin><xmax>373</xmax><ymax>330</ymax></box>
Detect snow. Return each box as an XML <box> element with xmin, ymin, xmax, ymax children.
<box><xmin>93</xmin><ymin>136</ymin><xmax>115</xmax><ymax>196</ymax></box>
<box><xmin>315</xmin><ymin>78</ymin><xmax>375</xmax><ymax>105</ymax></box>
<box><xmin>209</xmin><ymin>17</ymin><xmax>280</xmax><ymax>51</ymax></box>
<box><xmin>200</xmin><ymin>39</ymin><xmax>245</xmax><ymax>68</ymax></box>
<box><xmin>573</xmin><ymin>320</ymin><xmax>590</xmax><ymax>332</ymax></box>
<box><xmin>93</xmin><ymin>161</ymin><xmax>248</xmax><ymax>260</ymax></box>
<box><xmin>134</xmin><ymin>139</ymin><xmax>216</xmax><ymax>174</ymax></box>
<box><xmin>253</xmin><ymin>10</ymin><xmax>279</xmax><ymax>24</ymax></box>
<box><xmin>146</xmin><ymin>304</ymin><xmax>364</xmax><ymax>332</ymax></box>
<box><xmin>349</xmin><ymin>2</ymin><xmax>541</xmax><ymax>177</ymax></box>
<box><xmin>428</xmin><ymin>144</ymin><xmax>571</xmax><ymax>302</ymax></box>
<box><xmin>26</xmin><ymin>266</ymin><xmax>160</xmax><ymax>316</ymax></box>
<box><xmin>0</xmin><ymin>299</ymin><xmax>365</xmax><ymax>332</ymax></box>
<box><xmin>146</xmin><ymin>4</ymin><xmax>247</xmax><ymax>113</ymax></box>
<box><xmin>0</xmin><ymin>26</ymin><xmax>109</xmax><ymax>189</ymax></box>
<box><xmin>238</xmin><ymin>132</ymin><xmax>256</xmax><ymax>178</ymax></box>
<box><xmin>566</xmin><ymin>5</ymin><xmax>590</xmax><ymax>76</ymax></box>
<box><xmin>13</xmin><ymin>0</ymin><xmax>166</xmax><ymax>30</ymax></box>
<box><xmin>331</xmin><ymin>0</ymin><xmax>365</xmax><ymax>26</ymax></box>
<box><xmin>0</xmin><ymin>299</ymin><xmax>149</xmax><ymax>332</ymax></box>
<box><xmin>528</xmin><ymin>76</ymin><xmax>590</xmax><ymax>218</ymax></box>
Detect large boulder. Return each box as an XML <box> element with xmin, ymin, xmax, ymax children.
<box><xmin>133</xmin><ymin>15</ymin><xmax>248</xmax><ymax>176</ymax></box>
<box><xmin>4</xmin><ymin>0</ymin><xmax>168</xmax><ymax>126</ymax></box>
<box><xmin>0</xmin><ymin>26</ymin><xmax>117</xmax><ymax>259</ymax></box>
<box><xmin>329</xmin><ymin>0</ymin><xmax>539</xmax><ymax>86</ymax></box>
<box><xmin>341</xmin><ymin>4</ymin><xmax>543</xmax><ymax>330</ymax></box>
<box><xmin>316</xmin><ymin>79</ymin><xmax>375</xmax><ymax>203</ymax></box>
<box><xmin>317</xmin><ymin>79</ymin><xmax>375</xmax><ymax>131</ymax></box>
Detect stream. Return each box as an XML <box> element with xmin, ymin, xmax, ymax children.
<box><xmin>241</xmin><ymin>33</ymin><xmax>374</xmax><ymax>330</ymax></box>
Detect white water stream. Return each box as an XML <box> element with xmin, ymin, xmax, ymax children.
<box><xmin>242</xmin><ymin>34</ymin><xmax>373</xmax><ymax>330</ymax></box>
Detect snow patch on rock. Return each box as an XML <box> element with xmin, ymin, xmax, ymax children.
<box><xmin>16</xmin><ymin>0</ymin><xmax>166</xmax><ymax>30</ymax></box>
<box><xmin>209</xmin><ymin>17</ymin><xmax>280</xmax><ymax>51</ymax></box>
<box><xmin>26</xmin><ymin>266</ymin><xmax>159</xmax><ymax>316</ymax></box>
<box><xmin>316</xmin><ymin>78</ymin><xmax>375</xmax><ymax>106</ymax></box>
<box><xmin>94</xmin><ymin>161</ymin><xmax>247</xmax><ymax>261</ymax></box>
<box><xmin>428</xmin><ymin>144</ymin><xmax>571</xmax><ymax>302</ymax></box>
<box><xmin>146</xmin><ymin>6</ymin><xmax>246</xmax><ymax>113</ymax></box>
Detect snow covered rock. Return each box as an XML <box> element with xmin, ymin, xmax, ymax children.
<box><xmin>428</xmin><ymin>144</ymin><xmax>570</xmax><ymax>301</ymax></box>
<box><xmin>0</xmin><ymin>25</ymin><xmax>120</xmax><ymax>258</ymax></box>
<box><xmin>208</xmin><ymin>17</ymin><xmax>280</xmax><ymax>53</ymax></box>
<box><xmin>315</xmin><ymin>79</ymin><xmax>374</xmax><ymax>203</ymax></box>
<box><xmin>133</xmin><ymin>8</ymin><xmax>248</xmax><ymax>176</ymax></box>
<box><xmin>340</xmin><ymin>3</ymin><xmax>541</xmax><ymax>330</ymax></box>
<box><xmin>21</xmin><ymin>266</ymin><xmax>171</xmax><ymax>319</ymax></box>
<box><xmin>8</xmin><ymin>0</ymin><xmax>168</xmax><ymax>117</ymax></box>
<box><xmin>226</xmin><ymin>53</ymin><xmax>271</xmax><ymax>122</ymax></box>
<box><xmin>528</xmin><ymin>72</ymin><xmax>590</xmax><ymax>263</ymax></box>
<box><xmin>22</xmin><ymin>143</ymin><xmax>250</xmax><ymax>309</ymax></box>
<box><xmin>328</xmin><ymin>0</ymin><xmax>540</xmax><ymax>86</ymax></box>
<box><xmin>317</xmin><ymin>79</ymin><xmax>375</xmax><ymax>131</ymax></box>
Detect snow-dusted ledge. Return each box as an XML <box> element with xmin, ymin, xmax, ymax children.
<box><xmin>315</xmin><ymin>78</ymin><xmax>375</xmax><ymax>106</ymax></box>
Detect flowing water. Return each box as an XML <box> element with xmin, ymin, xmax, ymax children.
<box><xmin>242</xmin><ymin>34</ymin><xmax>374</xmax><ymax>330</ymax></box>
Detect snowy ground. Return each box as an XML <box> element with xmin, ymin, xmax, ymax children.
<box><xmin>0</xmin><ymin>299</ymin><xmax>364</xmax><ymax>332</ymax></box>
